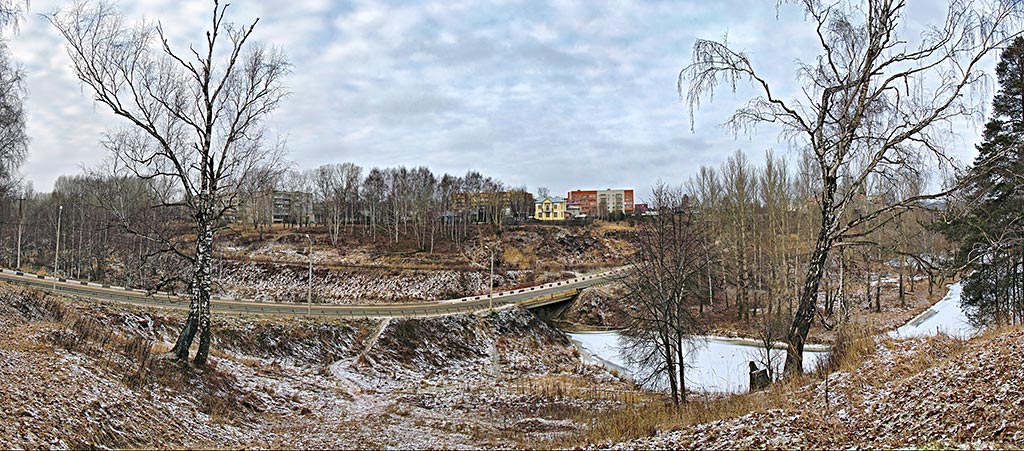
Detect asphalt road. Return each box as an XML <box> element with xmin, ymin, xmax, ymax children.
<box><xmin>0</xmin><ymin>267</ymin><xmax>621</xmax><ymax>318</ymax></box>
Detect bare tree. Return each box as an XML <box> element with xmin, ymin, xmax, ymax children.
<box><xmin>680</xmin><ymin>0</ymin><xmax>1023</xmax><ymax>374</ymax></box>
<box><xmin>720</xmin><ymin>150</ymin><xmax>757</xmax><ymax>320</ymax></box>
<box><xmin>313</xmin><ymin>164</ymin><xmax>344</xmax><ymax>245</ymax></box>
<box><xmin>238</xmin><ymin>163</ymin><xmax>283</xmax><ymax>238</ymax></box>
<box><xmin>755</xmin><ymin>306</ymin><xmax>791</xmax><ymax>383</ymax></box>
<box><xmin>0</xmin><ymin>0</ymin><xmax>27</xmax><ymax>196</ymax></box>
<box><xmin>620</xmin><ymin>181</ymin><xmax>711</xmax><ymax>405</ymax></box>
<box><xmin>49</xmin><ymin>0</ymin><xmax>289</xmax><ymax>365</ymax></box>
<box><xmin>687</xmin><ymin>165</ymin><xmax>725</xmax><ymax>314</ymax></box>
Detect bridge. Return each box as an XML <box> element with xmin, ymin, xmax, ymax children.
<box><xmin>0</xmin><ymin>267</ymin><xmax>620</xmax><ymax>318</ymax></box>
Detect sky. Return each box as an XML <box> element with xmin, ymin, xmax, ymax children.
<box><xmin>6</xmin><ymin>0</ymin><xmax>990</xmax><ymax>200</ymax></box>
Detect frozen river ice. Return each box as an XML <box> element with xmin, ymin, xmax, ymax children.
<box><xmin>570</xmin><ymin>282</ymin><xmax>976</xmax><ymax>393</ymax></box>
<box><xmin>568</xmin><ymin>331</ymin><xmax>829</xmax><ymax>393</ymax></box>
<box><xmin>889</xmin><ymin>282</ymin><xmax>976</xmax><ymax>339</ymax></box>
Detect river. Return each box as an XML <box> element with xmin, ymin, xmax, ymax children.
<box><xmin>888</xmin><ymin>282</ymin><xmax>975</xmax><ymax>339</ymax></box>
<box><xmin>568</xmin><ymin>331</ymin><xmax>829</xmax><ymax>393</ymax></box>
<box><xmin>569</xmin><ymin>282</ymin><xmax>975</xmax><ymax>394</ymax></box>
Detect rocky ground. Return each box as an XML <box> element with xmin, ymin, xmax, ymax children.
<box><xmin>220</xmin><ymin>222</ymin><xmax>635</xmax><ymax>272</ymax></box>
<box><xmin>0</xmin><ymin>283</ymin><xmax>635</xmax><ymax>449</ymax></box>
<box><xmin>202</xmin><ymin>222</ymin><xmax>634</xmax><ymax>304</ymax></box>
<box><xmin>558</xmin><ymin>283</ymin><xmax>629</xmax><ymax>330</ymax></box>
<box><xmin>211</xmin><ymin>260</ymin><xmax>541</xmax><ymax>304</ymax></box>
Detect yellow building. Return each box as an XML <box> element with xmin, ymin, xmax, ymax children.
<box><xmin>534</xmin><ymin>196</ymin><xmax>569</xmax><ymax>221</ymax></box>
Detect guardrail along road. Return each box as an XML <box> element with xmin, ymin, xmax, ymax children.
<box><xmin>0</xmin><ymin>267</ymin><xmax>621</xmax><ymax>318</ymax></box>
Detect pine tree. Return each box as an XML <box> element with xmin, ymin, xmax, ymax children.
<box><xmin>948</xmin><ymin>36</ymin><xmax>1024</xmax><ymax>326</ymax></box>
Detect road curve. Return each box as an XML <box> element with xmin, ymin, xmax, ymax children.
<box><xmin>0</xmin><ymin>267</ymin><xmax>622</xmax><ymax>318</ymax></box>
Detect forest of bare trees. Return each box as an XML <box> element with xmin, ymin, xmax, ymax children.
<box><xmin>679</xmin><ymin>0</ymin><xmax>1023</xmax><ymax>374</ymax></box>
<box><xmin>669</xmin><ymin>147</ymin><xmax>953</xmax><ymax>380</ymax></box>
<box><xmin>0</xmin><ymin>162</ymin><xmax>539</xmax><ymax>286</ymax></box>
<box><xmin>249</xmin><ymin>164</ymin><xmax>535</xmax><ymax>250</ymax></box>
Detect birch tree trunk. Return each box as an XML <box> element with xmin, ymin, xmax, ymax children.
<box><xmin>785</xmin><ymin>195</ymin><xmax>835</xmax><ymax>375</ymax></box>
<box><xmin>50</xmin><ymin>0</ymin><xmax>288</xmax><ymax>366</ymax></box>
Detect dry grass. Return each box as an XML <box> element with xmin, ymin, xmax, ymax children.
<box><xmin>594</xmin><ymin>221</ymin><xmax>636</xmax><ymax>232</ymax></box>
<box><xmin>7</xmin><ymin>288</ymin><xmax>262</xmax><ymax>425</ymax></box>
<box><xmin>814</xmin><ymin>319</ymin><xmax>876</xmax><ymax>374</ymax></box>
<box><xmin>512</xmin><ymin>374</ymin><xmax>652</xmax><ymax>405</ymax></box>
<box><xmin>541</xmin><ymin>375</ymin><xmax>812</xmax><ymax>448</ymax></box>
<box><xmin>503</xmin><ymin>245</ymin><xmax>539</xmax><ymax>270</ymax></box>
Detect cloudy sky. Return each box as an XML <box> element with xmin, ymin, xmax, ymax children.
<box><xmin>7</xmin><ymin>0</ymin><xmax>987</xmax><ymax>198</ymax></box>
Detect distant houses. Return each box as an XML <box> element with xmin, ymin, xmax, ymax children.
<box><xmin>234</xmin><ymin>190</ymin><xmax>315</xmax><ymax>227</ymax></box>
<box><xmin>530</xmin><ymin>188</ymin><xmax>637</xmax><ymax>223</ymax></box>
<box><xmin>451</xmin><ymin>190</ymin><xmax>535</xmax><ymax>224</ymax></box>
<box><xmin>272</xmin><ymin>191</ymin><xmax>315</xmax><ymax>225</ymax></box>
<box><xmin>567</xmin><ymin>188</ymin><xmax>635</xmax><ymax>219</ymax></box>
<box><xmin>534</xmin><ymin>196</ymin><xmax>582</xmax><ymax>221</ymax></box>
<box><xmin>232</xmin><ymin>185</ymin><xmax>640</xmax><ymax>228</ymax></box>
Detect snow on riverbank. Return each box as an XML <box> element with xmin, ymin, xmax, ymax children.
<box><xmin>569</xmin><ymin>332</ymin><xmax>827</xmax><ymax>393</ymax></box>
<box><xmin>889</xmin><ymin>282</ymin><xmax>976</xmax><ymax>339</ymax></box>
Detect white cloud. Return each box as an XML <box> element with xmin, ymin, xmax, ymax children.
<box><xmin>6</xmin><ymin>0</ymin><xmax>992</xmax><ymax>198</ymax></box>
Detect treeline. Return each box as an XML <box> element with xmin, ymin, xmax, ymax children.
<box><xmin>622</xmin><ymin>149</ymin><xmax>953</xmax><ymax>395</ymax></box>
<box><xmin>0</xmin><ymin>175</ymin><xmax>182</xmax><ymax>286</ymax></box>
<box><xmin>244</xmin><ymin>163</ymin><xmax>534</xmax><ymax>251</ymax></box>
<box><xmin>0</xmin><ymin>162</ymin><xmax>539</xmax><ymax>282</ymax></box>
<box><xmin>686</xmin><ymin>149</ymin><xmax>949</xmax><ymax>328</ymax></box>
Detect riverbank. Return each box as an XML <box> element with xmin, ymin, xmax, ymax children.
<box><xmin>561</xmin><ymin>274</ymin><xmax>949</xmax><ymax>347</ymax></box>
<box><xmin>595</xmin><ymin>323</ymin><xmax>1022</xmax><ymax>449</ymax></box>
<box><xmin>542</xmin><ymin>282</ymin><xmax>1005</xmax><ymax>449</ymax></box>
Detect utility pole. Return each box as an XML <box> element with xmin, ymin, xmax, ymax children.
<box><xmin>54</xmin><ymin>205</ymin><xmax>63</xmax><ymax>277</ymax></box>
<box><xmin>16</xmin><ymin>197</ymin><xmax>23</xmax><ymax>269</ymax></box>
<box><xmin>305</xmin><ymin>233</ymin><xmax>313</xmax><ymax>316</ymax></box>
<box><xmin>489</xmin><ymin>246</ymin><xmax>495</xmax><ymax>311</ymax></box>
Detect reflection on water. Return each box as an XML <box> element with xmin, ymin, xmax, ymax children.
<box><xmin>569</xmin><ymin>331</ymin><xmax>829</xmax><ymax>393</ymax></box>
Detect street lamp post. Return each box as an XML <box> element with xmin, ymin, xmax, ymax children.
<box><xmin>54</xmin><ymin>205</ymin><xmax>63</xmax><ymax>277</ymax></box>
<box><xmin>16</xmin><ymin>197</ymin><xmax>23</xmax><ymax>269</ymax></box>
<box><xmin>305</xmin><ymin>234</ymin><xmax>313</xmax><ymax>316</ymax></box>
<box><xmin>486</xmin><ymin>245</ymin><xmax>496</xmax><ymax>311</ymax></box>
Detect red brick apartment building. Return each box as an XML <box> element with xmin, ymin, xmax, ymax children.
<box><xmin>567</xmin><ymin>189</ymin><xmax>634</xmax><ymax>216</ymax></box>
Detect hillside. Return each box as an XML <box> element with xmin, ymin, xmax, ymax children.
<box><xmin>595</xmin><ymin>327</ymin><xmax>1024</xmax><ymax>449</ymax></box>
<box><xmin>209</xmin><ymin>222</ymin><xmax>636</xmax><ymax>304</ymax></box>
<box><xmin>219</xmin><ymin>222</ymin><xmax>636</xmax><ymax>272</ymax></box>
<box><xmin>5</xmin><ymin>272</ymin><xmax>1013</xmax><ymax>449</ymax></box>
<box><xmin>0</xmin><ymin>283</ymin><xmax>630</xmax><ymax>449</ymax></box>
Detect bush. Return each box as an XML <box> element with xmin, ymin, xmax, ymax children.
<box><xmin>815</xmin><ymin>321</ymin><xmax>874</xmax><ymax>374</ymax></box>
